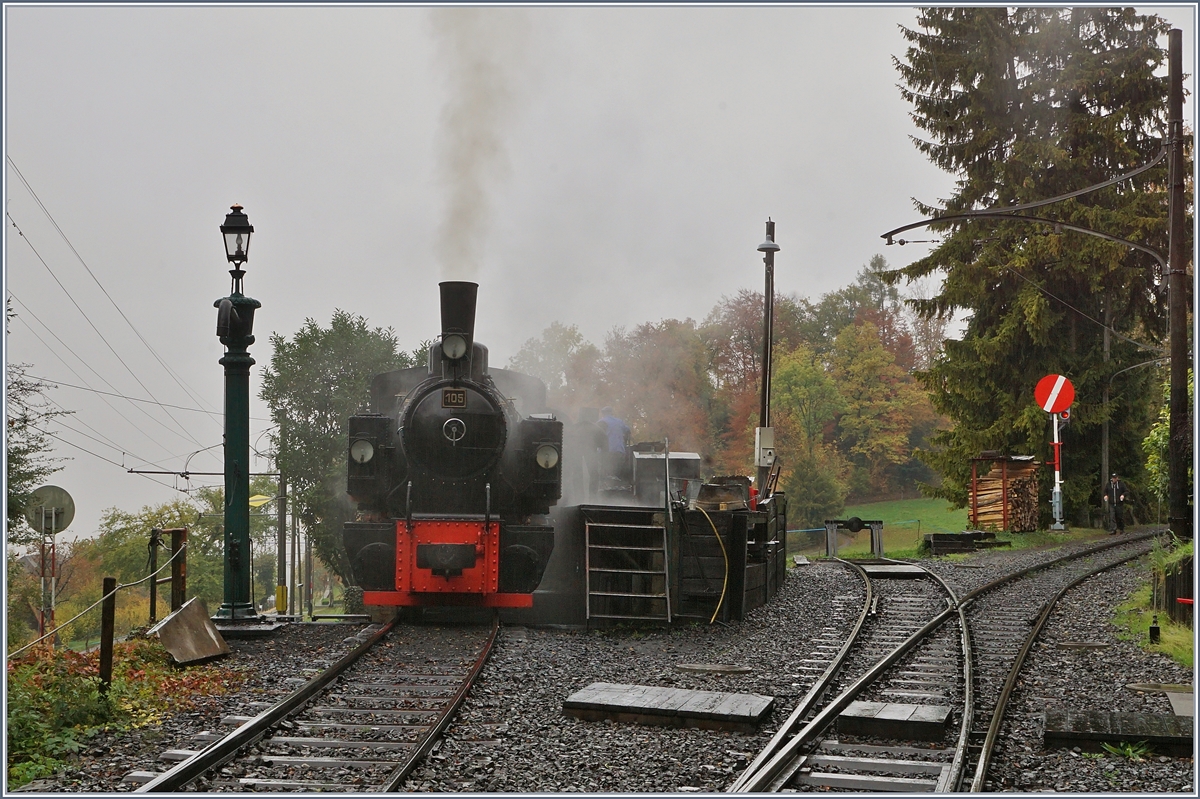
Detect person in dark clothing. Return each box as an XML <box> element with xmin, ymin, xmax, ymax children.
<box><xmin>597</xmin><ymin>406</ymin><xmax>631</xmax><ymax>481</ymax></box>
<box><xmin>1104</xmin><ymin>473</ymin><xmax>1128</xmax><ymax>533</ymax></box>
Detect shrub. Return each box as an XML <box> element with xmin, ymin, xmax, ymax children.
<box><xmin>5</xmin><ymin>637</ymin><xmax>245</xmax><ymax>787</ymax></box>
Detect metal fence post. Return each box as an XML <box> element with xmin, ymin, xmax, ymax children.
<box><xmin>171</xmin><ymin>528</ymin><xmax>188</xmax><ymax>611</ymax></box>
<box><xmin>824</xmin><ymin>521</ymin><xmax>839</xmax><ymax>558</ymax></box>
<box><xmin>99</xmin><ymin>576</ymin><xmax>116</xmax><ymax>693</ymax></box>
<box><xmin>148</xmin><ymin>529</ymin><xmax>161</xmax><ymax>623</ymax></box>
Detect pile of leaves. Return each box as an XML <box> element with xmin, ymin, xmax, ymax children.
<box><xmin>5</xmin><ymin>636</ymin><xmax>245</xmax><ymax>787</ymax></box>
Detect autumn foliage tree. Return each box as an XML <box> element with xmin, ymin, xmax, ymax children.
<box><xmin>599</xmin><ymin>320</ymin><xmax>714</xmax><ymax>455</ymax></box>
<box><xmin>508</xmin><ymin>254</ymin><xmax>936</xmax><ymax>524</ymax></box>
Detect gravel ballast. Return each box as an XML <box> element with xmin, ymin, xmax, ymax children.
<box><xmin>23</xmin><ymin>538</ymin><xmax>1196</xmax><ymax>793</ymax></box>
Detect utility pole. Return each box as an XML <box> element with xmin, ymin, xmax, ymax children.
<box><xmin>756</xmin><ymin>220</ymin><xmax>780</xmax><ymax>493</ymax></box>
<box><xmin>276</xmin><ymin>427</ymin><xmax>288</xmax><ymax>615</ymax></box>
<box><xmin>1167</xmin><ymin>29</ymin><xmax>1192</xmax><ymax>539</ymax></box>
<box><xmin>1101</xmin><ymin>291</ymin><xmax>1110</xmax><ymax>525</ymax></box>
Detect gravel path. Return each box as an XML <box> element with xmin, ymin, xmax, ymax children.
<box><xmin>23</xmin><ymin>537</ymin><xmax>1195</xmax><ymax>793</ymax></box>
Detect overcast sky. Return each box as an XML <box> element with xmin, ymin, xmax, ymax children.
<box><xmin>4</xmin><ymin>4</ymin><xmax>1195</xmax><ymax>542</ymax></box>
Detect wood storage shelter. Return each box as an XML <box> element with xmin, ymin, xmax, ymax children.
<box><xmin>969</xmin><ymin>453</ymin><xmax>1040</xmax><ymax>532</ymax></box>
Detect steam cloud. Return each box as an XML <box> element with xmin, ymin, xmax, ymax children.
<box><xmin>430</xmin><ymin>8</ymin><xmax>530</xmax><ymax>278</ymax></box>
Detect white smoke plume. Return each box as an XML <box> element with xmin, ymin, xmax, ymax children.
<box><xmin>429</xmin><ymin>7</ymin><xmax>530</xmax><ymax>278</ymax></box>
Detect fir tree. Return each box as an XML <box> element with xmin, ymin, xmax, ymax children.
<box><xmin>890</xmin><ymin>8</ymin><xmax>1181</xmax><ymax>523</ymax></box>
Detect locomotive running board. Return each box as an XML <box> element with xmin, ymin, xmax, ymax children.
<box><xmin>362</xmin><ymin>591</ymin><xmax>533</xmax><ymax>608</ymax></box>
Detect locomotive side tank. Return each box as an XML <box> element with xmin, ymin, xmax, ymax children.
<box><xmin>343</xmin><ymin>281</ymin><xmax>562</xmax><ymax>608</ymax></box>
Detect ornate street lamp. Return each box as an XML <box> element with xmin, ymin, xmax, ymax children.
<box><xmin>214</xmin><ymin>204</ymin><xmax>262</xmax><ymax>621</ymax></box>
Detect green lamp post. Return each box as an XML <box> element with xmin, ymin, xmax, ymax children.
<box><xmin>213</xmin><ymin>204</ymin><xmax>261</xmax><ymax>621</ymax></box>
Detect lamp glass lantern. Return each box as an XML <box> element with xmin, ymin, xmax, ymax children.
<box><xmin>220</xmin><ymin>204</ymin><xmax>254</xmax><ymax>265</ymax></box>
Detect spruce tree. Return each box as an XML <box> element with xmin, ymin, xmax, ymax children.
<box><xmin>891</xmin><ymin>8</ymin><xmax>1180</xmax><ymax>524</ymax></box>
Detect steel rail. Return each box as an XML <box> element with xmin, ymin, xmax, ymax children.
<box><xmin>732</xmin><ymin>530</ymin><xmax>1164</xmax><ymax>793</ymax></box>
<box><xmin>135</xmin><ymin>613</ymin><xmax>401</xmax><ymax>792</ymax></box>
<box><xmin>733</xmin><ymin>561</ymin><xmax>956</xmax><ymax>792</ymax></box>
<box><xmin>727</xmin><ymin>560</ymin><xmax>874</xmax><ymax>792</ymax></box>
<box><xmin>917</xmin><ymin>563</ymin><xmax>973</xmax><ymax>793</ymax></box>
<box><xmin>968</xmin><ymin>544</ymin><xmax>1153</xmax><ymax>791</ymax></box>
<box><xmin>383</xmin><ymin>612</ymin><xmax>500</xmax><ymax>790</ymax></box>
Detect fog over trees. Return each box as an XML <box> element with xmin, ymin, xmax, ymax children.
<box><xmin>509</xmin><ymin>257</ymin><xmax>944</xmax><ymax>528</ymax></box>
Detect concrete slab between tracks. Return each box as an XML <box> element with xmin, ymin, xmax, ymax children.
<box><xmin>836</xmin><ymin>701</ymin><xmax>951</xmax><ymax>742</ymax></box>
<box><xmin>857</xmin><ymin>563</ymin><xmax>928</xmax><ymax>578</ymax></box>
<box><xmin>1166</xmin><ymin>692</ymin><xmax>1195</xmax><ymax>717</ymax></box>
<box><xmin>562</xmin><ymin>682</ymin><xmax>774</xmax><ymax>732</ymax></box>
<box><xmin>1043</xmin><ymin>708</ymin><xmax>1194</xmax><ymax>756</ymax></box>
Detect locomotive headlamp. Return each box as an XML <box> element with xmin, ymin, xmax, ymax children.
<box><xmin>350</xmin><ymin>438</ymin><xmax>375</xmax><ymax>464</ymax></box>
<box><xmin>442</xmin><ymin>334</ymin><xmax>468</xmax><ymax>360</ymax></box>
<box><xmin>535</xmin><ymin>444</ymin><xmax>559</xmax><ymax>470</ymax></box>
<box><xmin>220</xmin><ymin>204</ymin><xmax>254</xmax><ymax>265</ymax></box>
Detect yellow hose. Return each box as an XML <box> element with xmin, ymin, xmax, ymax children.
<box><xmin>697</xmin><ymin>507</ymin><xmax>729</xmax><ymax>624</ymax></box>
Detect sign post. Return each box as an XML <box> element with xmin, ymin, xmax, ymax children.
<box><xmin>1034</xmin><ymin>375</ymin><xmax>1074</xmax><ymax>531</ymax></box>
<box><xmin>24</xmin><ymin>486</ymin><xmax>75</xmax><ymax>640</ymax></box>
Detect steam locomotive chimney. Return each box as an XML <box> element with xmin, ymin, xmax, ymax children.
<box><xmin>439</xmin><ymin>281</ymin><xmax>478</xmax><ymax>345</ymax></box>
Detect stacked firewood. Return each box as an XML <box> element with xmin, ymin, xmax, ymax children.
<box><xmin>971</xmin><ymin>461</ymin><xmax>1039</xmax><ymax>532</ymax></box>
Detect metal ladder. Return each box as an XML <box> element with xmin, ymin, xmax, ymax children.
<box><xmin>585</xmin><ymin>521</ymin><xmax>671</xmax><ymax>623</ymax></box>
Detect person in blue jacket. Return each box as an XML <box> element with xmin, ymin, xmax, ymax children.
<box><xmin>598</xmin><ymin>406</ymin><xmax>631</xmax><ymax>480</ymax></box>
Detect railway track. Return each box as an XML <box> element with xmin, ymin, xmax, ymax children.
<box><xmin>730</xmin><ymin>532</ymin><xmax>1161</xmax><ymax>793</ymax></box>
<box><xmin>135</xmin><ymin>614</ymin><xmax>498</xmax><ymax>792</ymax></box>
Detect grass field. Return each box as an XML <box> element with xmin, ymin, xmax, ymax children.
<box><xmin>787</xmin><ymin>497</ymin><xmax>969</xmax><ymax>557</ymax></box>
<box><xmin>787</xmin><ymin>496</ymin><xmax>1111</xmax><ymax>559</ymax></box>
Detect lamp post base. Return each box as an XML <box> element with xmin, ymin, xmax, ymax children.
<box><xmin>212</xmin><ymin>602</ymin><xmax>260</xmax><ymax>622</ymax></box>
<box><xmin>212</xmin><ymin>618</ymin><xmax>286</xmax><ymax>639</ymax></box>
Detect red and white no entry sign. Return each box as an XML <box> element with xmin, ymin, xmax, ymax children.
<box><xmin>1035</xmin><ymin>374</ymin><xmax>1074</xmax><ymax>413</ymax></box>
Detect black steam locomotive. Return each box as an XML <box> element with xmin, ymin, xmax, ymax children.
<box><xmin>343</xmin><ymin>282</ymin><xmax>563</xmax><ymax>608</ymax></box>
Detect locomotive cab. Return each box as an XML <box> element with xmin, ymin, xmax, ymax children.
<box><xmin>344</xmin><ymin>281</ymin><xmax>561</xmax><ymax>608</ymax></box>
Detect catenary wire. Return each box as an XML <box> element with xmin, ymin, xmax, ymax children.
<box><xmin>1003</xmin><ymin>266</ymin><xmax>1168</xmax><ymax>353</ymax></box>
<box><xmin>6</xmin><ymin>211</ymin><xmax>206</xmax><ymax>448</ymax></box>
<box><xmin>35</xmin><ymin>395</ymin><xmax>163</xmax><ymax>471</ymax></box>
<box><xmin>25</xmin><ymin>373</ymin><xmax>271</xmax><ymax>422</ymax></box>
<box><xmin>6</xmin><ymin>156</ymin><xmax>223</xmax><ymax>424</ymax></box>
<box><xmin>9</xmin><ymin>295</ymin><xmax>202</xmax><ymax>458</ymax></box>
<box><xmin>33</xmin><ymin>425</ymin><xmax>181</xmax><ymax>492</ymax></box>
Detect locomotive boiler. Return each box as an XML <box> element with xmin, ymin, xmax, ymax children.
<box><xmin>343</xmin><ymin>281</ymin><xmax>562</xmax><ymax>608</ymax></box>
